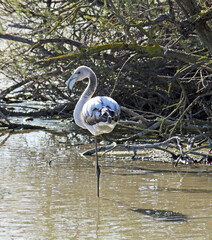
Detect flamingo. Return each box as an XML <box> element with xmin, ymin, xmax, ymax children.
<box><xmin>66</xmin><ymin>66</ymin><xmax>120</xmax><ymax>197</ymax></box>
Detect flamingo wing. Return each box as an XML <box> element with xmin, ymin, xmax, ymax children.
<box><xmin>82</xmin><ymin>96</ymin><xmax>120</xmax><ymax>124</ymax></box>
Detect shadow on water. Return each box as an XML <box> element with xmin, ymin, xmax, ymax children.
<box><xmin>103</xmin><ymin>194</ymin><xmax>188</xmax><ymax>222</ymax></box>
<box><xmin>102</xmin><ymin>197</ymin><xmax>188</xmax><ymax>223</ymax></box>
<box><xmin>130</xmin><ymin>208</ymin><xmax>188</xmax><ymax>222</ymax></box>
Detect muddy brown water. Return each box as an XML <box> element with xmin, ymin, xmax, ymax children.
<box><xmin>0</xmin><ymin>129</ymin><xmax>212</xmax><ymax>239</ymax></box>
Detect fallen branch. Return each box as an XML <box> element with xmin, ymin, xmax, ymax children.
<box><xmin>83</xmin><ymin>136</ymin><xmax>181</xmax><ymax>155</ymax></box>
<box><xmin>82</xmin><ymin>135</ymin><xmax>211</xmax><ymax>164</ymax></box>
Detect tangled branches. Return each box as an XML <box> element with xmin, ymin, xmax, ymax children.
<box><xmin>0</xmin><ymin>0</ymin><xmax>212</xmax><ymax>155</ymax></box>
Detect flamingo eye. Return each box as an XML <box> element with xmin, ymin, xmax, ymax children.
<box><xmin>77</xmin><ymin>71</ymin><xmax>81</xmax><ymax>74</ymax></box>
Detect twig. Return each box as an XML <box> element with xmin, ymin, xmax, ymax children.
<box><xmin>0</xmin><ymin>110</ymin><xmax>11</xmax><ymax>125</ymax></box>
<box><xmin>8</xmin><ymin>24</ymin><xmax>33</xmax><ymax>30</ymax></box>
<box><xmin>120</xmin><ymin>106</ymin><xmax>150</xmax><ymax>123</ymax></box>
<box><xmin>117</xmin><ymin>121</ymin><xmax>161</xmax><ymax>143</ymax></box>
<box><xmin>32</xmin><ymin>38</ymin><xmax>83</xmax><ymax>51</ymax></box>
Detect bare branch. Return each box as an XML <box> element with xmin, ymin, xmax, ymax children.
<box><xmin>0</xmin><ymin>33</ymin><xmax>34</xmax><ymax>45</ymax></box>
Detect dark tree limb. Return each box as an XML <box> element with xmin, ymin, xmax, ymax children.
<box><xmin>176</xmin><ymin>1</ymin><xmax>212</xmax><ymax>55</ymax></box>
<box><xmin>0</xmin><ymin>33</ymin><xmax>34</xmax><ymax>45</ymax></box>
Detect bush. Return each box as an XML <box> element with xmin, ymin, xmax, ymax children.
<box><xmin>0</xmin><ymin>0</ymin><xmax>212</xmax><ymax>137</ymax></box>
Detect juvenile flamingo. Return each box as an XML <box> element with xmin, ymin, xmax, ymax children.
<box><xmin>67</xmin><ymin>66</ymin><xmax>120</xmax><ymax>197</ymax></box>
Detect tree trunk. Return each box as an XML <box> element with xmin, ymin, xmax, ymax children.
<box><xmin>176</xmin><ymin>0</ymin><xmax>212</xmax><ymax>56</ymax></box>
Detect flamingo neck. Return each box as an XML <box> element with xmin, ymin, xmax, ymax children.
<box><xmin>74</xmin><ymin>71</ymin><xmax>97</xmax><ymax>129</ymax></box>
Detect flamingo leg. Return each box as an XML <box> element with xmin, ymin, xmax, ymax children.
<box><xmin>95</xmin><ymin>136</ymin><xmax>101</xmax><ymax>197</ymax></box>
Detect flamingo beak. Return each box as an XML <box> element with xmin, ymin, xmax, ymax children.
<box><xmin>66</xmin><ymin>74</ymin><xmax>77</xmax><ymax>90</ymax></box>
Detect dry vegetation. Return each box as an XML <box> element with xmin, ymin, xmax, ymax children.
<box><xmin>0</xmin><ymin>0</ymin><xmax>211</xmax><ymax>163</ymax></box>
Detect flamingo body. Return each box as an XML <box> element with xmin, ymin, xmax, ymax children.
<box><xmin>81</xmin><ymin>96</ymin><xmax>120</xmax><ymax>136</ymax></box>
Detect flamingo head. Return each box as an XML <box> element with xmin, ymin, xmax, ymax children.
<box><xmin>66</xmin><ymin>66</ymin><xmax>92</xmax><ymax>90</ymax></box>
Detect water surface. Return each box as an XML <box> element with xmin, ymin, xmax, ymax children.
<box><xmin>0</xmin><ymin>130</ymin><xmax>211</xmax><ymax>239</ymax></box>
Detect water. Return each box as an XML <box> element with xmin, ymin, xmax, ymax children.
<box><xmin>0</xmin><ymin>130</ymin><xmax>211</xmax><ymax>239</ymax></box>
